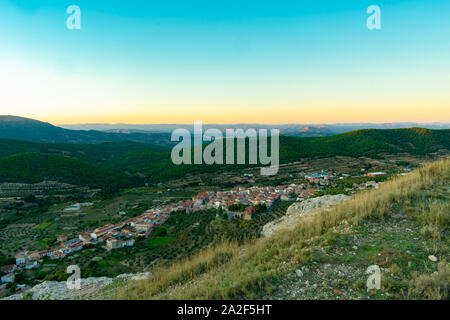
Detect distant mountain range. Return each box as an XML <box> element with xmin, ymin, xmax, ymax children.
<box><xmin>59</xmin><ymin>122</ymin><xmax>450</xmax><ymax>137</ymax></box>
<box><xmin>2</xmin><ymin>116</ymin><xmax>449</xmax><ymax>144</ymax></box>
<box><xmin>0</xmin><ymin>116</ymin><xmax>172</xmax><ymax>145</ymax></box>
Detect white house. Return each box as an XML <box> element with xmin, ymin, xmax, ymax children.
<box><xmin>15</xmin><ymin>252</ymin><xmax>26</xmax><ymax>266</ymax></box>
<box><xmin>24</xmin><ymin>261</ymin><xmax>39</xmax><ymax>270</ymax></box>
<box><xmin>1</xmin><ymin>273</ymin><xmax>15</xmax><ymax>283</ymax></box>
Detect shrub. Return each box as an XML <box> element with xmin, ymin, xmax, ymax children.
<box><xmin>408</xmin><ymin>261</ymin><xmax>449</xmax><ymax>300</ymax></box>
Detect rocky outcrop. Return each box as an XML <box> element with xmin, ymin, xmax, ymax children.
<box><xmin>261</xmin><ymin>194</ymin><xmax>350</xmax><ymax>237</ymax></box>
<box><xmin>2</xmin><ymin>272</ymin><xmax>151</xmax><ymax>300</ymax></box>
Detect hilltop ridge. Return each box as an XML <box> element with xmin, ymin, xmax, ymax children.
<box><xmin>0</xmin><ymin>115</ymin><xmax>171</xmax><ymax>145</ymax></box>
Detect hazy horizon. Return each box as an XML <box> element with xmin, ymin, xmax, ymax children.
<box><xmin>58</xmin><ymin>121</ymin><xmax>450</xmax><ymax>125</ymax></box>
<box><xmin>2</xmin><ymin>114</ymin><xmax>450</xmax><ymax>127</ymax></box>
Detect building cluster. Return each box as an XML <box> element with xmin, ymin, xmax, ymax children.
<box><xmin>304</xmin><ymin>172</ymin><xmax>336</xmax><ymax>185</ymax></box>
<box><xmin>0</xmin><ymin>252</ymin><xmax>40</xmax><ymax>285</ymax></box>
<box><xmin>172</xmin><ymin>183</ymin><xmax>319</xmax><ymax>216</ymax></box>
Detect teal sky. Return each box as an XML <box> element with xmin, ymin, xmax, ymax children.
<box><xmin>1</xmin><ymin>0</ymin><xmax>449</xmax><ymax>124</ymax></box>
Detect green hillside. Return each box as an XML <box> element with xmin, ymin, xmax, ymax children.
<box><xmin>0</xmin><ymin>153</ymin><xmax>141</xmax><ymax>193</ymax></box>
<box><xmin>0</xmin><ymin>128</ymin><xmax>448</xmax><ymax>186</ymax></box>
<box><xmin>279</xmin><ymin>128</ymin><xmax>450</xmax><ymax>162</ymax></box>
<box><xmin>105</xmin><ymin>150</ymin><xmax>228</xmax><ymax>182</ymax></box>
<box><xmin>105</xmin><ymin>128</ymin><xmax>450</xmax><ymax>181</ymax></box>
<box><xmin>0</xmin><ymin>139</ymin><xmax>170</xmax><ymax>164</ymax></box>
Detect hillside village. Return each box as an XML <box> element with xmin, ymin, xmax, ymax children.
<box><xmin>1</xmin><ymin>170</ymin><xmax>387</xmax><ymax>288</ymax></box>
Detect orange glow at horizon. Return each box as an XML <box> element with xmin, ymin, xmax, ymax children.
<box><xmin>28</xmin><ymin>102</ymin><xmax>450</xmax><ymax>125</ymax></box>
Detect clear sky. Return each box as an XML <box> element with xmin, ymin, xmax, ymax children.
<box><xmin>1</xmin><ymin>0</ymin><xmax>449</xmax><ymax>124</ymax></box>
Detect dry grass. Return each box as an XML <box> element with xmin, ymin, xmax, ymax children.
<box><xmin>416</xmin><ymin>201</ymin><xmax>449</xmax><ymax>240</ymax></box>
<box><xmin>115</xmin><ymin>158</ymin><xmax>449</xmax><ymax>300</ymax></box>
<box><xmin>408</xmin><ymin>261</ymin><xmax>449</xmax><ymax>300</ymax></box>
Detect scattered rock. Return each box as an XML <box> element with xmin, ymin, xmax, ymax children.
<box><xmin>428</xmin><ymin>255</ymin><xmax>438</xmax><ymax>262</ymax></box>
<box><xmin>333</xmin><ymin>289</ymin><xmax>342</xmax><ymax>295</ymax></box>
<box><xmin>262</xmin><ymin>194</ymin><xmax>350</xmax><ymax>237</ymax></box>
<box><xmin>2</xmin><ymin>272</ymin><xmax>151</xmax><ymax>300</ymax></box>
<box><xmin>295</xmin><ymin>269</ymin><xmax>303</xmax><ymax>278</ymax></box>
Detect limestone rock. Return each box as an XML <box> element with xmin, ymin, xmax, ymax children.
<box><xmin>261</xmin><ymin>194</ymin><xmax>350</xmax><ymax>237</ymax></box>
<box><xmin>2</xmin><ymin>272</ymin><xmax>151</xmax><ymax>300</ymax></box>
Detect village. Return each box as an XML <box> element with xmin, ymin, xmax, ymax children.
<box><xmin>1</xmin><ymin>170</ymin><xmax>387</xmax><ymax>286</ymax></box>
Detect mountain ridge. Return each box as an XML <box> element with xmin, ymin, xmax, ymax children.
<box><xmin>0</xmin><ymin>115</ymin><xmax>172</xmax><ymax>145</ymax></box>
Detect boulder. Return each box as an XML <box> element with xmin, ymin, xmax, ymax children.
<box><xmin>261</xmin><ymin>194</ymin><xmax>350</xmax><ymax>237</ymax></box>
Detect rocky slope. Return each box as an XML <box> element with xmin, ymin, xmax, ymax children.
<box><xmin>262</xmin><ymin>194</ymin><xmax>350</xmax><ymax>237</ymax></box>
<box><xmin>2</xmin><ymin>272</ymin><xmax>150</xmax><ymax>300</ymax></box>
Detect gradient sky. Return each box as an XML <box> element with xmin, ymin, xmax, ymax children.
<box><xmin>1</xmin><ymin>0</ymin><xmax>449</xmax><ymax>124</ymax></box>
